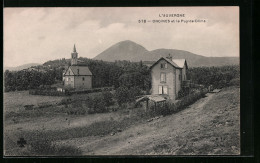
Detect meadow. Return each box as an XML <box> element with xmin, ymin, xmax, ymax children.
<box><xmin>4</xmin><ymin>86</ymin><xmax>240</xmax><ymax>156</ymax></box>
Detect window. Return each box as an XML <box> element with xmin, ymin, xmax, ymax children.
<box><xmin>82</xmin><ymin>77</ymin><xmax>85</xmax><ymax>81</ymax></box>
<box><xmin>66</xmin><ymin>77</ymin><xmax>68</xmax><ymax>82</ymax></box>
<box><xmin>77</xmin><ymin>69</ymin><xmax>79</xmax><ymax>74</ymax></box>
<box><xmin>160</xmin><ymin>73</ymin><xmax>166</xmax><ymax>83</ymax></box>
<box><xmin>159</xmin><ymin>86</ymin><xmax>168</xmax><ymax>95</ymax></box>
<box><xmin>161</xmin><ymin>63</ymin><xmax>167</xmax><ymax>69</ymax></box>
<box><xmin>179</xmin><ymin>74</ymin><xmax>181</xmax><ymax>81</ymax></box>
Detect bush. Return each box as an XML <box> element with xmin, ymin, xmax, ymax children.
<box><xmin>115</xmin><ymin>86</ymin><xmax>130</xmax><ymax>106</ymax></box>
<box><xmin>102</xmin><ymin>91</ymin><xmax>114</xmax><ymax>106</ymax></box>
<box><xmin>86</xmin><ymin>95</ymin><xmax>107</xmax><ymax>114</ymax></box>
<box><xmin>178</xmin><ymin>88</ymin><xmax>190</xmax><ymax>98</ymax></box>
<box><xmin>115</xmin><ymin>86</ymin><xmax>143</xmax><ymax>106</ymax></box>
<box><xmin>148</xmin><ymin>88</ymin><xmax>208</xmax><ymax>117</ymax></box>
<box><xmin>228</xmin><ymin>78</ymin><xmax>240</xmax><ymax>87</ymax></box>
<box><xmin>152</xmin><ymin>104</ymin><xmax>172</xmax><ymax>117</ymax></box>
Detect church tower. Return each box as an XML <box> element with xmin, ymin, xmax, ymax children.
<box><xmin>71</xmin><ymin>44</ymin><xmax>78</xmax><ymax>65</ymax></box>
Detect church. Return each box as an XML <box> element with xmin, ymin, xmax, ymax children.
<box><xmin>63</xmin><ymin>45</ymin><xmax>93</xmax><ymax>89</ymax></box>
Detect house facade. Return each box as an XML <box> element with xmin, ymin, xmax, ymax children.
<box><xmin>150</xmin><ymin>55</ymin><xmax>188</xmax><ymax>100</ymax></box>
<box><xmin>63</xmin><ymin>45</ymin><xmax>93</xmax><ymax>89</ymax></box>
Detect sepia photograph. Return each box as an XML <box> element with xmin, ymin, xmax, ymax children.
<box><xmin>3</xmin><ymin>7</ymin><xmax>240</xmax><ymax>156</ymax></box>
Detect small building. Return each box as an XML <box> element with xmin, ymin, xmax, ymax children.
<box><xmin>63</xmin><ymin>45</ymin><xmax>93</xmax><ymax>89</ymax></box>
<box><xmin>150</xmin><ymin>54</ymin><xmax>188</xmax><ymax>100</ymax></box>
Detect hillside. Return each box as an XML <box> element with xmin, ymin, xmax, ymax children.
<box><xmin>94</xmin><ymin>40</ymin><xmax>148</xmax><ymax>62</ymax></box>
<box><xmin>94</xmin><ymin>40</ymin><xmax>239</xmax><ymax>67</ymax></box>
<box><xmin>4</xmin><ymin>87</ymin><xmax>240</xmax><ymax>155</ymax></box>
<box><xmin>4</xmin><ymin>63</ymin><xmax>40</xmax><ymax>71</ymax></box>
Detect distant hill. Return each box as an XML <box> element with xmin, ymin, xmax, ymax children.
<box><xmin>94</xmin><ymin>40</ymin><xmax>239</xmax><ymax>67</ymax></box>
<box><xmin>4</xmin><ymin>63</ymin><xmax>40</xmax><ymax>71</ymax></box>
<box><xmin>94</xmin><ymin>40</ymin><xmax>148</xmax><ymax>62</ymax></box>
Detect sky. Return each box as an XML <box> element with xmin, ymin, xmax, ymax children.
<box><xmin>4</xmin><ymin>7</ymin><xmax>239</xmax><ymax>67</ymax></box>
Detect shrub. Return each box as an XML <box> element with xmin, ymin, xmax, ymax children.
<box><xmin>115</xmin><ymin>86</ymin><xmax>130</xmax><ymax>106</ymax></box>
<box><xmin>228</xmin><ymin>77</ymin><xmax>240</xmax><ymax>87</ymax></box>
<box><xmin>86</xmin><ymin>95</ymin><xmax>107</xmax><ymax>113</ymax></box>
<box><xmin>178</xmin><ymin>88</ymin><xmax>190</xmax><ymax>98</ymax></box>
<box><xmin>102</xmin><ymin>91</ymin><xmax>114</xmax><ymax>106</ymax></box>
<box><xmin>115</xmin><ymin>86</ymin><xmax>143</xmax><ymax>106</ymax></box>
<box><xmin>148</xmin><ymin>88</ymin><xmax>208</xmax><ymax>117</ymax></box>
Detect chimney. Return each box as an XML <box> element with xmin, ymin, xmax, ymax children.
<box><xmin>166</xmin><ymin>53</ymin><xmax>172</xmax><ymax>60</ymax></box>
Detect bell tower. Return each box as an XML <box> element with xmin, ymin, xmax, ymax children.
<box><xmin>71</xmin><ymin>44</ymin><xmax>78</xmax><ymax>65</ymax></box>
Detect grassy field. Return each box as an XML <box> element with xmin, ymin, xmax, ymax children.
<box><xmin>3</xmin><ymin>86</ymin><xmax>240</xmax><ymax>156</ymax></box>
<box><xmin>4</xmin><ymin>91</ymin><xmax>64</xmax><ymax>112</ymax></box>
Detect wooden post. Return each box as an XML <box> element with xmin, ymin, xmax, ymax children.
<box><xmin>146</xmin><ymin>99</ymin><xmax>148</xmax><ymax>112</ymax></box>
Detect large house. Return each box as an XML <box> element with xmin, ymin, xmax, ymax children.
<box><xmin>63</xmin><ymin>45</ymin><xmax>93</xmax><ymax>89</ymax></box>
<box><xmin>150</xmin><ymin>54</ymin><xmax>188</xmax><ymax>100</ymax></box>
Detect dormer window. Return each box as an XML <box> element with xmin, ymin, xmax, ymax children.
<box><xmin>161</xmin><ymin>63</ymin><xmax>167</xmax><ymax>69</ymax></box>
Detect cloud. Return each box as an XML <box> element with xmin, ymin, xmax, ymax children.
<box><xmin>4</xmin><ymin>7</ymin><xmax>239</xmax><ymax>67</ymax></box>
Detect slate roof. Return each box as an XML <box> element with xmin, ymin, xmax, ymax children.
<box><xmin>150</xmin><ymin>57</ymin><xmax>188</xmax><ymax>69</ymax></box>
<box><xmin>65</xmin><ymin>65</ymin><xmax>92</xmax><ymax>76</ymax></box>
<box><xmin>163</xmin><ymin>57</ymin><xmax>181</xmax><ymax>68</ymax></box>
<box><xmin>172</xmin><ymin>59</ymin><xmax>188</xmax><ymax>69</ymax></box>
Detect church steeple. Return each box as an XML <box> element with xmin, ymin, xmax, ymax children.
<box><xmin>71</xmin><ymin>44</ymin><xmax>78</xmax><ymax>66</ymax></box>
<box><xmin>73</xmin><ymin>44</ymin><xmax>77</xmax><ymax>53</ymax></box>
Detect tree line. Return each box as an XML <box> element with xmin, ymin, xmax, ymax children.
<box><xmin>4</xmin><ymin>58</ymin><xmax>239</xmax><ymax>93</ymax></box>
<box><xmin>4</xmin><ymin>58</ymin><xmax>151</xmax><ymax>92</ymax></box>
<box><xmin>186</xmin><ymin>65</ymin><xmax>240</xmax><ymax>89</ymax></box>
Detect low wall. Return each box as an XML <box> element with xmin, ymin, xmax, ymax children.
<box><xmin>29</xmin><ymin>87</ymin><xmax>114</xmax><ymax>96</ymax></box>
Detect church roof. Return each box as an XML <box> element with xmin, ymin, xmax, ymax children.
<box><xmin>65</xmin><ymin>65</ymin><xmax>92</xmax><ymax>76</ymax></box>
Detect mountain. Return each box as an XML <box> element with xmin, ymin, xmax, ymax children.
<box><xmin>94</xmin><ymin>40</ymin><xmax>148</xmax><ymax>62</ymax></box>
<box><xmin>94</xmin><ymin>40</ymin><xmax>239</xmax><ymax>67</ymax></box>
<box><xmin>4</xmin><ymin>63</ymin><xmax>40</xmax><ymax>71</ymax></box>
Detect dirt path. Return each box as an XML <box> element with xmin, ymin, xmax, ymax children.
<box><xmin>57</xmin><ymin>88</ymin><xmax>240</xmax><ymax>155</ymax></box>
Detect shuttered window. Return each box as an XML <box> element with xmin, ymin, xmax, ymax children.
<box><xmin>159</xmin><ymin>86</ymin><xmax>163</xmax><ymax>94</ymax></box>
<box><xmin>160</xmin><ymin>73</ymin><xmax>166</xmax><ymax>83</ymax></box>
<box><xmin>163</xmin><ymin>86</ymin><xmax>168</xmax><ymax>94</ymax></box>
<box><xmin>159</xmin><ymin>86</ymin><xmax>168</xmax><ymax>95</ymax></box>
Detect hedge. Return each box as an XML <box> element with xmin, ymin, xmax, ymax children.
<box><xmin>29</xmin><ymin>87</ymin><xmax>114</xmax><ymax>96</ymax></box>
<box><xmin>29</xmin><ymin>89</ymin><xmax>70</xmax><ymax>96</ymax></box>
<box><xmin>151</xmin><ymin>88</ymin><xmax>208</xmax><ymax>116</ymax></box>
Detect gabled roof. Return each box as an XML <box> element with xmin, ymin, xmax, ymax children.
<box><xmin>150</xmin><ymin>57</ymin><xmax>187</xmax><ymax>69</ymax></box>
<box><xmin>64</xmin><ymin>65</ymin><xmax>92</xmax><ymax>76</ymax></box>
<box><xmin>172</xmin><ymin>59</ymin><xmax>188</xmax><ymax>69</ymax></box>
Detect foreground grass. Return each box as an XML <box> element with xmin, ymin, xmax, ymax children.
<box><xmin>4</xmin><ymin>87</ymin><xmax>240</xmax><ymax>156</ymax></box>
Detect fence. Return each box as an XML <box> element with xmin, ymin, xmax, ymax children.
<box><xmin>29</xmin><ymin>87</ymin><xmax>114</xmax><ymax>96</ymax></box>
